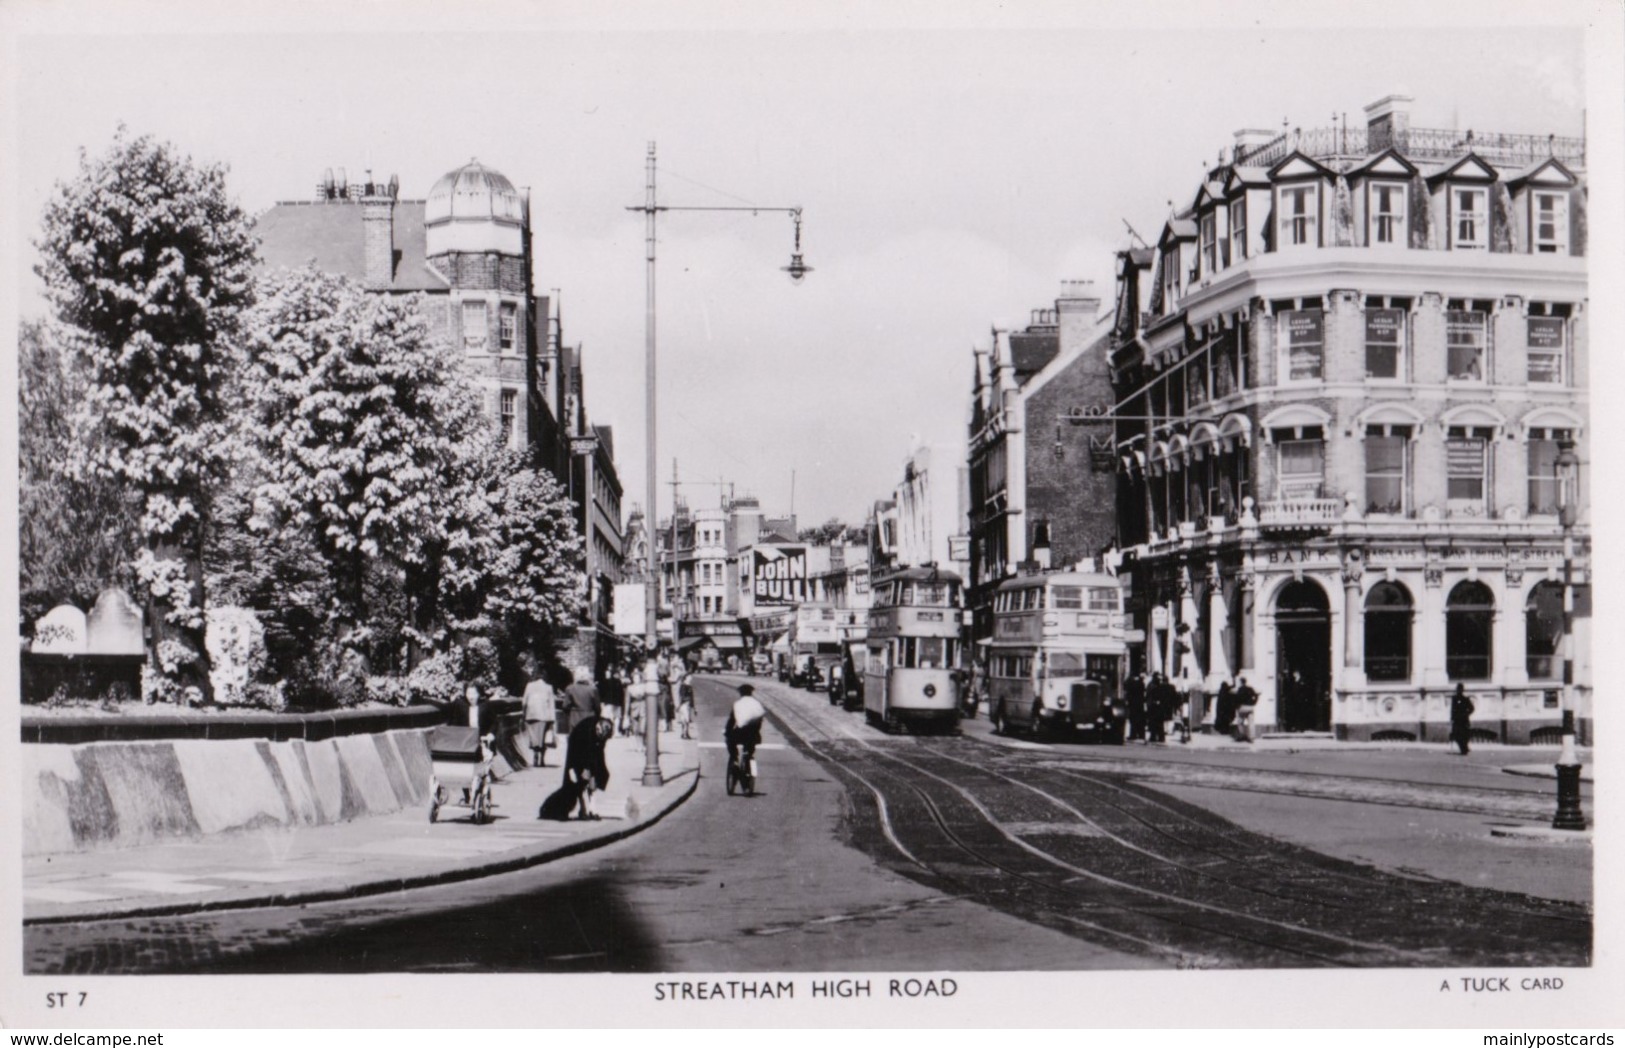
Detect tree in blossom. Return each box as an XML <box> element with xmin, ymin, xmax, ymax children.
<box><xmin>486</xmin><ymin>463</ymin><xmax>585</xmax><ymax>658</ymax></box>
<box><xmin>413</xmin><ymin>376</ymin><xmax>583</xmax><ymax>677</ymax></box>
<box><xmin>243</xmin><ymin>267</ymin><xmax>464</xmax><ymax>646</ymax></box>
<box><xmin>34</xmin><ymin>129</ymin><xmax>257</xmax><ymax>699</ymax></box>
<box><xmin>17</xmin><ymin>319</ymin><xmax>143</xmax><ymax>626</ymax></box>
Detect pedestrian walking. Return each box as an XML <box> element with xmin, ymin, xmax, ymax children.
<box><xmin>676</xmin><ymin>668</ymin><xmax>696</xmax><ymax>739</ymax></box>
<box><xmin>1450</xmin><ymin>683</ymin><xmax>1476</xmax><ymax>755</ymax></box>
<box><xmin>1125</xmin><ymin>672</ymin><xmax>1147</xmax><ymax>743</ymax></box>
<box><xmin>563</xmin><ymin>665</ymin><xmax>600</xmax><ymax>738</ymax></box>
<box><xmin>1213</xmin><ymin>678</ymin><xmax>1237</xmax><ymax>737</ymax></box>
<box><xmin>1233</xmin><ymin>677</ymin><xmax>1259</xmax><ymax>741</ymax></box>
<box><xmin>600</xmin><ymin>672</ymin><xmax>626</xmax><ymax>737</ymax></box>
<box><xmin>522</xmin><ymin>658</ymin><xmax>558</xmax><ymax>768</ymax></box>
<box><xmin>1147</xmin><ymin>673</ymin><xmax>1171</xmax><ymax>743</ymax></box>
<box><xmin>658</xmin><ymin>649</ymin><xmax>678</xmax><ymax>732</ymax></box>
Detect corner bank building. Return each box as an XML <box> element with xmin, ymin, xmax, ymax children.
<box><xmin>1110</xmin><ymin>95</ymin><xmax>1590</xmax><ymax>744</ymax></box>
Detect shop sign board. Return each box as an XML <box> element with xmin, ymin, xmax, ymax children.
<box><xmin>753</xmin><ymin>546</ymin><xmax>810</xmax><ymax>605</ymax></box>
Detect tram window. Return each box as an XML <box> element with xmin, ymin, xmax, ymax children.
<box><xmin>913</xmin><ymin>637</ymin><xmax>946</xmax><ymax>669</ymax></box>
<box><xmin>1048</xmin><ymin>652</ymin><xmax>1087</xmax><ymax>678</ymax></box>
<box><xmin>1089</xmin><ymin>588</ymin><xmax>1118</xmax><ymax>612</ymax></box>
<box><xmin>1054</xmin><ymin>587</ymin><xmax>1083</xmax><ymax>609</ymax></box>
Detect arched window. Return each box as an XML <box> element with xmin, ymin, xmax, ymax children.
<box><xmin>1364</xmin><ymin>582</ymin><xmax>1414</xmax><ymax>681</ymax></box>
<box><xmin>1276</xmin><ymin>579</ymin><xmax>1330</xmax><ymax>615</ymax></box>
<box><xmin>1446</xmin><ymin>581</ymin><xmax>1495</xmax><ymax>681</ymax></box>
<box><xmin>1525</xmin><ymin>581</ymin><xmax>1565</xmax><ymax>680</ymax></box>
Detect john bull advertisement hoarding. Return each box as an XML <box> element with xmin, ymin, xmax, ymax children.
<box><xmin>753</xmin><ymin>546</ymin><xmax>810</xmax><ymax>605</ymax></box>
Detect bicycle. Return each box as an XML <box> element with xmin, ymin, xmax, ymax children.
<box><xmin>725</xmin><ymin>745</ymin><xmax>757</xmax><ymax>796</ymax></box>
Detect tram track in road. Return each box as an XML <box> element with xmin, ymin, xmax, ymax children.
<box><xmin>753</xmin><ymin>683</ymin><xmax>1589</xmax><ymax>967</ymax></box>
<box><xmin>759</xmin><ymin>694</ymin><xmax>1254</xmax><ymax>965</ymax></box>
<box><xmin>1032</xmin><ymin>762</ymin><xmax>1593</xmax><ymax>930</ymax></box>
<box><xmin>923</xmin><ymin>741</ymin><xmax>1592</xmax><ymax>953</ymax></box>
<box><xmin>1022</xmin><ymin>747</ymin><xmax>1573</xmax><ymax>821</ymax></box>
<box><xmin>759</xmin><ymin>689</ymin><xmax>1427</xmax><ymax>967</ymax></box>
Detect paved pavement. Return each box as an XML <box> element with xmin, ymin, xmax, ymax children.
<box><xmin>23</xmin><ymin>729</ymin><xmax>700</xmax><ymax>924</ymax></box>
<box><xmin>963</xmin><ymin>707</ymin><xmax>1595</xmax><ymax>778</ymax></box>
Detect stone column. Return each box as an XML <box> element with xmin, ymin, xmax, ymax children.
<box><xmin>1208</xmin><ymin>566</ymin><xmax>1229</xmax><ymax>687</ymax></box>
<box><xmin>1238</xmin><ymin>568</ymin><xmax>1257</xmax><ymax>672</ymax></box>
<box><xmin>1342</xmin><ymin>549</ymin><xmax>1366</xmax><ymax>685</ymax></box>
<box><xmin>1421</xmin><ymin>561</ymin><xmax>1448</xmax><ymax>687</ymax></box>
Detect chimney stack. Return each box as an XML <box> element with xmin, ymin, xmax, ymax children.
<box><xmin>361</xmin><ymin>171</ymin><xmax>397</xmax><ymax>290</ymax></box>
<box><xmin>1232</xmin><ymin>128</ymin><xmax>1276</xmax><ymax>164</ymax></box>
<box><xmin>1365</xmin><ymin>93</ymin><xmax>1414</xmax><ymax>154</ymax></box>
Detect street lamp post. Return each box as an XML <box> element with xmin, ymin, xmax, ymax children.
<box><xmin>626</xmin><ymin>141</ymin><xmax>810</xmax><ymax>786</ymax></box>
<box><xmin>1551</xmin><ymin>438</ymin><xmax>1585</xmax><ymax>830</ymax></box>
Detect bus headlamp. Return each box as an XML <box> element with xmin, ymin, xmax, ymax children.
<box><xmin>923</xmin><ymin>683</ymin><xmax>937</xmax><ymax>698</ymax></box>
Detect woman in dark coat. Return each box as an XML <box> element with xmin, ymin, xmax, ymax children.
<box><xmin>1449</xmin><ymin>684</ymin><xmax>1476</xmax><ymax>755</ymax></box>
<box><xmin>563</xmin><ymin>715</ymin><xmax>615</xmax><ymax>818</ymax></box>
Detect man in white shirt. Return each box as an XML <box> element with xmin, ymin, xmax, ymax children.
<box><xmin>724</xmin><ymin>684</ymin><xmax>767</xmax><ymax>773</ymax></box>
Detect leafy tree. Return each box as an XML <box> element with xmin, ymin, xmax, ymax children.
<box><xmin>17</xmin><ymin>319</ymin><xmax>143</xmax><ymax>626</ymax></box>
<box><xmin>34</xmin><ymin>129</ymin><xmax>256</xmax><ymax>698</ymax></box>
<box><xmin>798</xmin><ymin>516</ymin><xmax>850</xmax><ymax>544</ymax></box>
<box><xmin>483</xmin><ymin>460</ymin><xmax>584</xmax><ymax>659</ymax></box>
<box><xmin>245</xmin><ymin>268</ymin><xmax>459</xmax><ymax>635</ymax></box>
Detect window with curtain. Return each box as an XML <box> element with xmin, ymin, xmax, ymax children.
<box><xmin>1276</xmin><ymin>434</ymin><xmax>1324</xmax><ymax>500</ymax></box>
<box><xmin>1279</xmin><ymin>308</ymin><xmax>1324</xmax><ymax>382</ymax></box>
<box><xmin>1365</xmin><ymin>428</ymin><xmax>1409</xmax><ymax>515</ymax></box>
<box><xmin>1527</xmin><ymin>429</ymin><xmax>1572</xmax><ymax>516</ymax></box>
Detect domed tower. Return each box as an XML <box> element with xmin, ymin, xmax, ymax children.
<box><xmin>425</xmin><ymin>159</ymin><xmax>535</xmax><ymax>452</ymax></box>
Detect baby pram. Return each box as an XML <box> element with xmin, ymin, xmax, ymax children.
<box><xmin>427</xmin><ymin>725</ymin><xmax>497</xmax><ymax>824</ymax></box>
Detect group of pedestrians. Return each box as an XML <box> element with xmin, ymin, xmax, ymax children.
<box><xmin>1122</xmin><ymin>671</ymin><xmax>1257</xmax><ymax>744</ymax></box>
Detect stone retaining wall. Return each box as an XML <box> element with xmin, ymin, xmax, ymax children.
<box><xmin>22</xmin><ymin>728</ymin><xmax>435</xmax><ymax>857</ymax></box>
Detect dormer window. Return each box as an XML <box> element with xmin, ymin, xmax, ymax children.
<box><xmin>1533</xmin><ymin>191</ymin><xmax>1569</xmax><ymax>253</ymax></box>
<box><xmin>1451</xmin><ymin>187</ymin><xmax>1488</xmax><ymax>250</ymax></box>
<box><xmin>1201</xmin><ymin>212</ymin><xmax>1218</xmax><ymax>275</ymax></box>
<box><xmin>1278</xmin><ymin>185</ymin><xmax>1319</xmax><ymax>247</ymax></box>
<box><xmin>1160</xmin><ymin>250</ymin><xmax>1180</xmax><ymax>309</ymax></box>
<box><xmin>1229</xmin><ymin>199</ymin><xmax>1247</xmax><ymax>262</ymax></box>
<box><xmin>1370</xmin><ymin>182</ymin><xmax>1407</xmax><ymax>246</ymax></box>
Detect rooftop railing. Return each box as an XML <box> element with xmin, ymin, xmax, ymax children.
<box><xmin>1232</xmin><ymin>125</ymin><xmax>1584</xmax><ymax>172</ymax></box>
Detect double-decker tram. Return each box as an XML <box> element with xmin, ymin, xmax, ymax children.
<box><xmin>864</xmin><ymin>567</ymin><xmax>964</xmax><ymax>733</ymax></box>
<box><xmin>986</xmin><ymin>570</ymin><xmax>1126</xmax><ymax>742</ymax></box>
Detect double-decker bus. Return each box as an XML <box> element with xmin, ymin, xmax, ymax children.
<box><xmin>787</xmin><ymin>602</ymin><xmax>842</xmax><ymax>689</ymax></box>
<box><xmin>864</xmin><ymin>567</ymin><xmax>963</xmax><ymax>733</ymax></box>
<box><xmin>986</xmin><ymin>570</ymin><xmax>1126</xmax><ymax>742</ymax></box>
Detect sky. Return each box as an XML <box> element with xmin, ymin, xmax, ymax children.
<box><xmin>3</xmin><ymin>0</ymin><xmax>1601</xmax><ymax>529</ymax></box>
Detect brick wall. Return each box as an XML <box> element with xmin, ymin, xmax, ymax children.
<box><xmin>429</xmin><ymin>253</ymin><xmax>527</xmax><ymax>292</ymax></box>
<box><xmin>1022</xmin><ymin>333</ymin><xmax>1119</xmax><ymax>566</ymax></box>
<box><xmin>361</xmin><ymin>199</ymin><xmax>394</xmax><ymax>290</ymax></box>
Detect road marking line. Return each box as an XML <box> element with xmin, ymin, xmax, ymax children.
<box><xmin>101</xmin><ymin>874</ymin><xmax>223</xmax><ymax>894</ymax></box>
<box><xmin>209</xmin><ymin>869</ymin><xmax>328</xmax><ymax>883</ymax></box>
<box><xmin>26</xmin><ymin>887</ymin><xmax>118</xmax><ymax>904</ymax></box>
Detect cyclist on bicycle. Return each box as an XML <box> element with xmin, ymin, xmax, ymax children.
<box><xmin>724</xmin><ymin>684</ymin><xmax>766</xmax><ymax>776</ymax></box>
